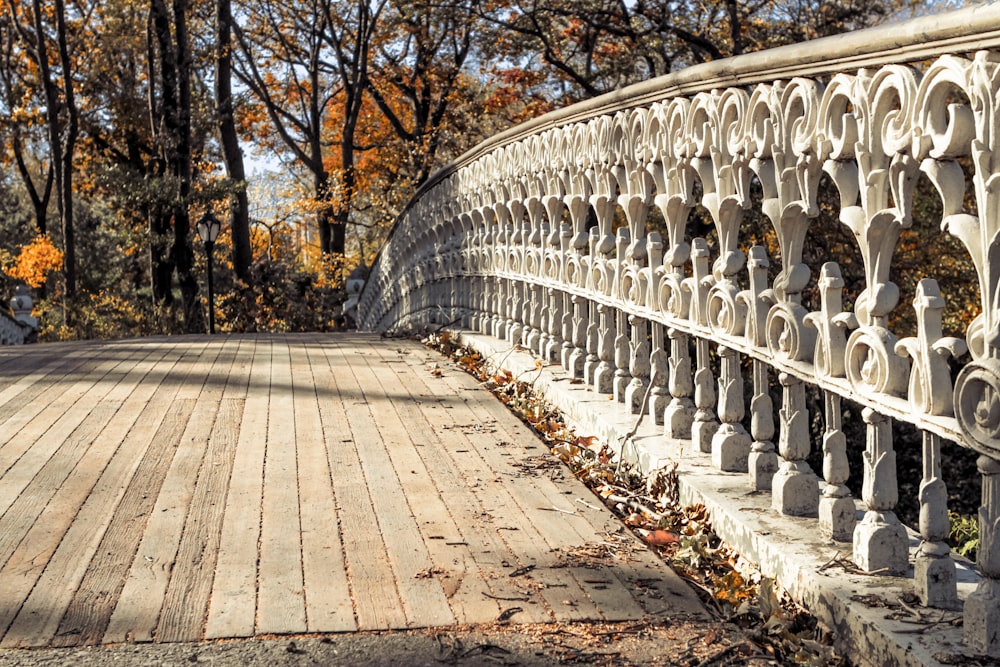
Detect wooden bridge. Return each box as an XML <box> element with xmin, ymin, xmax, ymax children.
<box><xmin>0</xmin><ymin>333</ymin><xmax>704</xmax><ymax>648</ymax></box>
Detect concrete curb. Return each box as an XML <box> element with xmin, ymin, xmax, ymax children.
<box><xmin>454</xmin><ymin>330</ymin><xmax>979</xmax><ymax>667</ymax></box>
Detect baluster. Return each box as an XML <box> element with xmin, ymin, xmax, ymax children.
<box><xmin>625</xmin><ymin>315</ymin><xmax>650</xmax><ymax>414</ymax></box>
<box><xmin>508</xmin><ymin>280</ymin><xmax>524</xmax><ymax>345</ymax></box>
<box><xmin>568</xmin><ymin>295</ymin><xmax>587</xmax><ymax>377</ymax></box>
<box><xmin>772</xmin><ymin>373</ymin><xmax>818</xmax><ymax>516</ymax></box>
<box><xmin>853</xmin><ymin>408</ymin><xmax>907</xmax><ymax>574</ymax></box>
<box><xmin>692</xmin><ymin>338</ymin><xmax>717</xmax><ymax>454</ymax></box>
<box><xmin>965</xmin><ymin>455</ymin><xmax>1000</xmax><ymax>657</ymax></box>
<box><xmin>613</xmin><ymin>230</ymin><xmax>633</xmax><ymax>402</ymax></box>
<box><xmin>594</xmin><ymin>304</ymin><xmax>616</xmax><ymax>394</ymax></box>
<box><xmin>584</xmin><ymin>298</ymin><xmax>601</xmax><ymax>385</ymax></box>
<box><xmin>745</xmin><ymin>246</ymin><xmax>777</xmax><ymax>489</ymax></box>
<box><xmin>613</xmin><ymin>309</ymin><xmax>632</xmax><ymax>403</ymax></box>
<box><xmin>818</xmin><ymin>392</ymin><xmax>854</xmax><ymax>541</ymax></box>
<box><xmin>665</xmin><ymin>328</ymin><xmax>695</xmax><ymax>439</ymax></box>
<box><xmin>526</xmin><ymin>281</ymin><xmax>542</xmax><ymax>352</ymax></box>
<box><xmin>493</xmin><ymin>277</ymin><xmax>505</xmax><ymax>339</ymax></box>
<box><xmin>748</xmin><ymin>360</ymin><xmax>776</xmax><ymax>489</ymax></box>
<box><xmin>690</xmin><ymin>240</ymin><xmax>717</xmax><ymax>454</ymax></box>
<box><xmin>712</xmin><ymin>346</ymin><xmax>750</xmax><ymax>471</ymax></box>
<box><xmin>649</xmin><ymin>323</ymin><xmax>669</xmax><ymax>425</ymax></box>
<box><xmin>544</xmin><ymin>287</ymin><xmax>563</xmax><ymax>361</ymax></box>
<box><xmin>914</xmin><ymin>431</ymin><xmax>958</xmax><ymax>608</ymax></box>
<box><xmin>560</xmin><ymin>292</ymin><xmax>574</xmax><ymax>369</ymax></box>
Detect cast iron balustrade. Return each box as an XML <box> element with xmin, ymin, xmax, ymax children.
<box><xmin>360</xmin><ymin>5</ymin><xmax>1000</xmax><ymax>656</ymax></box>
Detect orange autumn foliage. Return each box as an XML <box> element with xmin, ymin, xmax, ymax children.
<box><xmin>4</xmin><ymin>234</ymin><xmax>64</xmax><ymax>288</ymax></box>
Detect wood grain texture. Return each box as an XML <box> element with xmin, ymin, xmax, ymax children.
<box><xmin>0</xmin><ymin>334</ymin><xmax>704</xmax><ymax>649</ymax></box>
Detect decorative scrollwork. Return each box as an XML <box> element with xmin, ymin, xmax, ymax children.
<box><xmin>954</xmin><ymin>359</ymin><xmax>1000</xmax><ymax>458</ymax></box>
<box><xmin>845</xmin><ymin>325</ymin><xmax>909</xmax><ymax>398</ymax></box>
<box><xmin>658</xmin><ymin>273</ymin><xmax>689</xmax><ymax>319</ymax></box>
<box><xmin>765</xmin><ymin>303</ymin><xmax>815</xmax><ymax>362</ymax></box>
<box><xmin>707</xmin><ymin>281</ymin><xmax>747</xmax><ymax>337</ymax></box>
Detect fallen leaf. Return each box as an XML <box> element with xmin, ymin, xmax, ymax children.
<box><xmin>641</xmin><ymin>529</ymin><xmax>680</xmax><ymax>546</ymax></box>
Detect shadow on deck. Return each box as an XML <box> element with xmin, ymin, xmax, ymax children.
<box><xmin>0</xmin><ymin>333</ymin><xmax>704</xmax><ymax>649</ymax></box>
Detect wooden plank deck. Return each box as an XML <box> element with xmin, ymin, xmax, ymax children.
<box><xmin>0</xmin><ymin>333</ymin><xmax>705</xmax><ymax>648</ymax></box>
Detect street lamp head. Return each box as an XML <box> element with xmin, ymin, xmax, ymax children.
<box><xmin>197</xmin><ymin>211</ymin><xmax>222</xmax><ymax>244</ymax></box>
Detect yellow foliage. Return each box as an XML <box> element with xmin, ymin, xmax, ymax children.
<box><xmin>4</xmin><ymin>235</ymin><xmax>63</xmax><ymax>288</ymax></box>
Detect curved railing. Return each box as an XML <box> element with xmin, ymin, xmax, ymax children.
<box><xmin>360</xmin><ymin>5</ymin><xmax>1000</xmax><ymax>656</ymax></box>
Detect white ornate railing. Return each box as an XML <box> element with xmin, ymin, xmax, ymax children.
<box><xmin>360</xmin><ymin>5</ymin><xmax>1000</xmax><ymax>656</ymax></box>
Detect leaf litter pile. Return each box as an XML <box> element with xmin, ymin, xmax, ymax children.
<box><xmin>422</xmin><ymin>331</ymin><xmax>847</xmax><ymax>666</ymax></box>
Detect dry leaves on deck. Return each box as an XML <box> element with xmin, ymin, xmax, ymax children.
<box><xmin>423</xmin><ymin>331</ymin><xmax>847</xmax><ymax>666</ymax></box>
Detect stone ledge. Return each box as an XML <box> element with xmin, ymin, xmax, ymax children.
<box><xmin>455</xmin><ymin>330</ymin><xmax>979</xmax><ymax>667</ymax></box>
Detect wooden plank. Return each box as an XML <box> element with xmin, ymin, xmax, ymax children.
<box><xmin>360</xmin><ymin>344</ymin><xmax>553</xmax><ymax>625</ymax></box>
<box><xmin>203</xmin><ymin>338</ymin><xmax>271</xmax><ymax>640</ymax></box>
<box><xmin>155</xmin><ymin>398</ymin><xmax>243</xmax><ymax>642</ymax></box>
<box><xmin>0</xmin><ymin>350</ymin><xmax>86</xmax><ymax>426</ymax></box>
<box><xmin>0</xmin><ymin>347</ymin><xmax>152</xmax><ymax>570</ymax></box>
<box><xmin>295</xmin><ymin>339</ymin><xmax>355</xmax><ymax>633</ymax></box>
<box><xmin>382</xmin><ymin>343</ymin><xmax>613</xmax><ymax>622</ymax></box>
<box><xmin>349</xmin><ymin>345</ymin><xmax>502</xmax><ymax>625</ymax></box>
<box><xmin>414</xmin><ymin>343</ymin><xmax>666</xmax><ymax>621</ymax></box>
<box><xmin>157</xmin><ymin>339</ymin><xmax>253</xmax><ymax>640</ymax></box>
<box><xmin>103</xmin><ymin>342</ymin><xmax>228</xmax><ymax>644</ymax></box>
<box><xmin>53</xmin><ymin>345</ymin><xmax>208</xmax><ymax>647</ymax></box>
<box><xmin>255</xmin><ymin>339</ymin><xmax>307</xmax><ymax>635</ymax></box>
<box><xmin>156</xmin><ymin>340</ymin><xmax>245</xmax><ymax>641</ymax></box>
<box><xmin>312</xmin><ymin>342</ymin><xmax>408</xmax><ymax>630</ymax></box>
<box><xmin>0</xmin><ymin>346</ymin><xmax>178</xmax><ymax>648</ymax></box>
<box><xmin>336</xmin><ymin>345</ymin><xmax>456</xmax><ymax>628</ymax></box>
<box><xmin>0</xmin><ymin>351</ymin><xmax>124</xmax><ymax>506</ymax></box>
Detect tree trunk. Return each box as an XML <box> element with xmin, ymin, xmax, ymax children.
<box><xmin>31</xmin><ymin>0</ymin><xmax>78</xmax><ymax>296</ymax></box>
<box><xmin>149</xmin><ymin>0</ymin><xmax>201</xmax><ymax>331</ymax></box>
<box><xmin>215</xmin><ymin>0</ymin><xmax>252</xmax><ymax>283</ymax></box>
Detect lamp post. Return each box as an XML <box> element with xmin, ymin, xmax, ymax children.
<box><xmin>196</xmin><ymin>212</ymin><xmax>222</xmax><ymax>334</ymax></box>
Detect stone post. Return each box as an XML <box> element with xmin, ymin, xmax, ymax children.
<box><xmin>689</xmin><ymin>239</ymin><xmax>717</xmax><ymax>453</ymax></box>
<box><xmin>584</xmin><ymin>297</ymin><xmax>601</xmax><ymax>385</ymax></box>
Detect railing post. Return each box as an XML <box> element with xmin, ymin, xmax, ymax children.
<box><xmin>568</xmin><ymin>295</ymin><xmax>587</xmax><ymax>377</ymax></box>
<box><xmin>748</xmin><ymin>360</ymin><xmax>776</xmax><ymax>489</ymax></box>
<box><xmin>853</xmin><ymin>408</ymin><xmax>907</xmax><ymax>574</ymax></box>
<box><xmin>689</xmin><ymin>239</ymin><xmax>717</xmax><ymax>453</ymax></box>
<box><xmin>665</xmin><ymin>328</ymin><xmax>694</xmax><ymax>439</ymax></box>
<box><xmin>613</xmin><ymin>308</ymin><xmax>631</xmax><ymax>403</ymax></box>
<box><xmin>712</xmin><ymin>345</ymin><xmax>750</xmax><ymax>471</ymax></box>
<box><xmin>965</xmin><ymin>455</ymin><xmax>1000</xmax><ymax>657</ymax></box>
<box><xmin>819</xmin><ymin>392</ymin><xmax>854</xmax><ymax>541</ymax></box>
<box><xmin>625</xmin><ymin>315</ymin><xmax>650</xmax><ymax>414</ymax></box>
<box><xmin>594</xmin><ymin>303</ymin><xmax>616</xmax><ymax>394</ymax></box>
<box><xmin>772</xmin><ymin>372</ymin><xmax>818</xmax><ymax>516</ymax></box>
<box><xmin>914</xmin><ymin>431</ymin><xmax>958</xmax><ymax>608</ymax></box>
<box><xmin>613</xmin><ymin>230</ymin><xmax>633</xmax><ymax>403</ymax></box>
<box><xmin>649</xmin><ymin>323</ymin><xmax>669</xmax><ymax>425</ymax></box>
<box><xmin>584</xmin><ymin>303</ymin><xmax>601</xmax><ymax>385</ymax></box>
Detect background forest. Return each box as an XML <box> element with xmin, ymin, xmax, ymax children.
<box><xmin>0</xmin><ymin>0</ymin><xmax>953</xmax><ymax>340</ymax></box>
